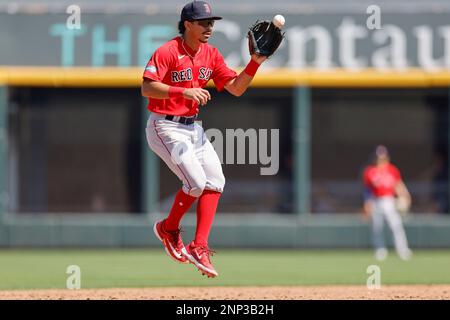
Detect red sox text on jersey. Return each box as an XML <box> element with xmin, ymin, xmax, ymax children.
<box><xmin>143</xmin><ymin>36</ymin><xmax>237</xmax><ymax>117</ymax></box>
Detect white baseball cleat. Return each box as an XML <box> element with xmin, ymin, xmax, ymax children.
<box><xmin>375</xmin><ymin>248</ymin><xmax>388</xmax><ymax>261</ymax></box>
<box><xmin>398</xmin><ymin>248</ymin><xmax>413</xmax><ymax>261</ymax></box>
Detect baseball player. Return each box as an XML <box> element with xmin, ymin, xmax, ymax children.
<box><xmin>141</xmin><ymin>1</ymin><xmax>267</xmax><ymax>278</ymax></box>
<box><xmin>363</xmin><ymin>145</ymin><xmax>413</xmax><ymax>261</ymax></box>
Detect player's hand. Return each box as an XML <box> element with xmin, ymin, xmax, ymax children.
<box><xmin>361</xmin><ymin>201</ymin><xmax>372</xmax><ymax>221</ymax></box>
<box><xmin>251</xmin><ymin>54</ymin><xmax>267</xmax><ymax>65</ymax></box>
<box><xmin>183</xmin><ymin>88</ymin><xmax>211</xmax><ymax>106</ymax></box>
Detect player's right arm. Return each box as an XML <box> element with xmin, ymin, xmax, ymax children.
<box><xmin>141</xmin><ymin>79</ymin><xmax>211</xmax><ymax>105</ymax></box>
<box><xmin>362</xmin><ymin>187</ymin><xmax>374</xmax><ymax>218</ymax></box>
<box><xmin>224</xmin><ymin>54</ymin><xmax>267</xmax><ymax>97</ymax></box>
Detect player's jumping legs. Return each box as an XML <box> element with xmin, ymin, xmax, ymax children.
<box><xmin>165</xmin><ymin>189</ymin><xmax>197</xmax><ymax>231</ymax></box>
<box><xmin>146</xmin><ymin>115</ymin><xmax>210</xmax><ymax>264</ymax></box>
<box><xmin>154</xmin><ymin>190</ymin><xmax>197</xmax><ymax>263</ymax></box>
<box><xmin>195</xmin><ymin>190</ymin><xmax>221</xmax><ymax>246</ymax></box>
<box><xmin>146</xmin><ymin>116</ymin><xmax>209</xmax><ymax>197</ymax></box>
<box><xmin>184</xmin><ymin>124</ymin><xmax>225</xmax><ymax>277</ymax></box>
<box><xmin>193</xmin><ymin>124</ymin><xmax>225</xmax><ymax>245</ymax></box>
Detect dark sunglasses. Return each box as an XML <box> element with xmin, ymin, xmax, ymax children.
<box><xmin>194</xmin><ymin>20</ymin><xmax>215</xmax><ymax>28</ymax></box>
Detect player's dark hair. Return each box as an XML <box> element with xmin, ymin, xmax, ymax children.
<box><xmin>178</xmin><ymin>20</ymin><xmax>186</xmax><ymax>34</ymax></box>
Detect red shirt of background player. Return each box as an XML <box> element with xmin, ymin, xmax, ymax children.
<box><xmin>143</xmin><ymin>36</ymin><xmax>237</xmax><ymax>117</ymax></box>
<box><xmin>363</xmin><ymin>163</ymin><xmax>401</xmax><ymax>197</ymax></box>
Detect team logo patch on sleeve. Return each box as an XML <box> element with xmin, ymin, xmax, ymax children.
<box><xmin>145</xmin><ymin>65</ymin><xmax>157</xmax><ymax>73</ymax></box>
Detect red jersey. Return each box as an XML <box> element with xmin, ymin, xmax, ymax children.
<box><xmin>363</xmin><ymin>163</ymin><xmax>402</xmax><ymax>197</ymax></box>
<box><xmin>143</xmin><ymin>36</ymin><xmax>238</xmax><ymax>116</ymax></box>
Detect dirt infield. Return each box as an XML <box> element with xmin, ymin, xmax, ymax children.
<box><xmin>0</xmin><ymin>285</ymin><xmax>449</xmax><ymax>300</ymax></box>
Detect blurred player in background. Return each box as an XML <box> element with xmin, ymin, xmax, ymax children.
<box><xmin>363</xmin><ymin>145</ymin><xmax>413</xmax><ymax>261</ymax></box>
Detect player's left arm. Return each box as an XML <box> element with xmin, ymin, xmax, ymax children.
<box><xmin>394</xmin><ymin>180</ymin><xmax>412</xmax><ymax>214</ymax></box>
<box><xmin>224</xmin><ymin>54</ymin><xmax>267</xmax><ymax>97</ymax></box>
<box><xmin>225</xmin><ymin>18</ymin><xmax>284</xmax><ymax>96</ymax></box>
<box><xmin>393</xmin><ymin>166</ymin><xmax>411</xmax><ymax>201</ymax></box>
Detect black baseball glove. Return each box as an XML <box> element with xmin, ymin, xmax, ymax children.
<box><xmin>247</xmin><ymin>20</ymin><xmax>285</xmax><ymax>57</ymax></box>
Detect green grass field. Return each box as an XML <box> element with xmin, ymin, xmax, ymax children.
<box><xmin>0</xmin><ymin>249</ymin><xmax>449</xmax><ymax>290</ymax></box>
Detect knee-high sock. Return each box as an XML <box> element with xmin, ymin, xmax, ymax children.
<box><xmin>164</xmin><ymin>189</ymin><xmax>197</xmax><ymax>231</ymax></box>
<box><xmin>195</xmin><ymin>190</ymin><xmax>221</xmax><ymax>246</ymax></box>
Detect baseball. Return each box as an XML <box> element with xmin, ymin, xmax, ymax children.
<box><xmin>272</xmin><ymin>14</ymin><xmax>285</xmax><ymax>28</ymax></box>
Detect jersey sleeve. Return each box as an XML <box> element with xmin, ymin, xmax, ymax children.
<box><xmin>211</xmin><ymin>49</ymin><xmax>237</xmax><ymax>92</ymax></box>
<box><xmin>143</xmin><ymin>46</ymin><xmax>173</xmax><ymax>82</ymax></box>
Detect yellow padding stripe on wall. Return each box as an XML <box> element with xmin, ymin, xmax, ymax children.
<box><xmin>1</xmin><ymin>67</ymin><xmax>450</xmax><ymax>88</ymax></box>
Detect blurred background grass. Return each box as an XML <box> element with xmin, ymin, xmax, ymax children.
<box><xmin>1</xmin><ymin>249</ymin><xmax>449</xmax><ymax>290</ymax></box>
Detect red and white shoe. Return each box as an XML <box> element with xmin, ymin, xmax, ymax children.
<box><xmin>183</xmin><ymin>241</ymin><xmax>219</xmax><ymax>278</ymax></box>
<box><xmin>153</xmin><ymin>220</ymin><xmax>188</xmax><ymax>264</ymax></box>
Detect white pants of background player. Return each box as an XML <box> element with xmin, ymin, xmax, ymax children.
<box><xmin>371</xmin><ymin>196</ymin><xmax>412</xmax><ymax>260</ymax></box>
<box><xmin>146</xmin><ymin>112</ymin><xmax>225</xmax><ymax>198</ymax></box>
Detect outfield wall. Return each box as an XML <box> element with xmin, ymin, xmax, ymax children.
<box><xmin>1</xmin><ymin>213</ymin><xmax>450</xmax><ymax>248</ymax></box>
<box><xmin>1</xmin><ymin>69</ymin><xmax>450</xmax><ymax>216</ymax></box>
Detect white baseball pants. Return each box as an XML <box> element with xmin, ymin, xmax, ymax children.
<box><xmin>146</xmin><ymin>112</ymin><xmax>225</xmax><ymax>197</ymax></box>
<box><xmin>371</xmin><ymin>196</ymin><xmax>410</xmax><ymax>255</ymax></box>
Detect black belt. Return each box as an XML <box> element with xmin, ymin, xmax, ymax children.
<box><xmin>165</xmin><ymin>115</ymin><xmax>196</xmax><ymax>125</ymax></box>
